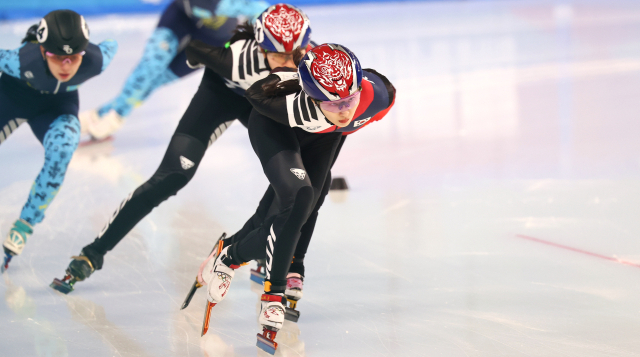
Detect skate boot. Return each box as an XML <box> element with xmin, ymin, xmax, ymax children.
<box><xmin>50</xmin><ymin>249</ymin><xmax>101</xmax><ymax>294</ymax></box>
<box><xmin>284</xmin><ymin>273</ymin><xmax>303</xmax><ymax>322</ymax></box>
<box><xmin>2</xmin><ymin>219</ymin><xmax>33</xmax><ymax>273</ymax></box>
<box><xmin>250</xmin><ymin>258</ymin><xmax>266</xmax><ymax>285</ymax></box>
<box><xmin>181</xmin><ymin>233</ymin><xmax>227</xmax><ymax>310</ymax></box>
<box><xmin>79</xmin><ymin>108</ymin><xmax>123</xmax><ymax>143</ymax></box>
<box><xmin>200</xmin><ymin>245</ymin><xmax>244</xmax><ymax>336</ymax></box>
<box><xmin>256</xmin><ymin>292</ymin><xmax>287</xmax><ymax>355</ymax></box>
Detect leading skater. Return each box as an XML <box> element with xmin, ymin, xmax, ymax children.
<box><xmin>51</xmin><ymin>4</ymin><xmax>313</xmax><ymax>293</ymax></box>
<box><xmin>80</xmin><ymin>0</ymin><xmax>269</xmax><ymax>141</ymax></box>
<box><xmin>0</xmin><ymin>10</ymin><xmax>118</xmax><ymax>272</ymax></box>
<box><xmin>195</xmin><ymin>43</ymin><xmax>395</xmax><ymax>353</ymax></box>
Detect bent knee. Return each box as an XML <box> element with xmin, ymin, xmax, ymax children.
<box><xmin>137</xmin><ymin>172</ymin><xmax>190</xmax><ymax>208</ymax></box>
<box><xmin>291</xmin><ymin>186</ymin><xmax>315</xmax><ymax>220</ymax></box>
<box><xmin>44</xmin><ymin>115</ymin><xmax>81</xmax><ymax>162</ymax></box>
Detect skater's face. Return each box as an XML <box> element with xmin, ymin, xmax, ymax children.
<box><xmin>263</xmin><ymin>48</ymin><xmax>306</xmax><ymax>70</ymax></box>
<box><xmin>315</xmin><ymin>89</ymin><xmax>362</xmax><ymax>127</ymax></box>
<box><xmin>40</xmin><ymin>46</ymin><xmax>84</xmax><ymax>82</ymax></box>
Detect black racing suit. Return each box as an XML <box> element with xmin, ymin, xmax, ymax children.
<box><xmin>225</xmin><ymin>68</ymin><xmax>396</xmax><ymax>293</ymax></box>
<box><xmin>81</xmin><ymin>36</ymin><xmax>273</xmax><ymax>267</ymax></box>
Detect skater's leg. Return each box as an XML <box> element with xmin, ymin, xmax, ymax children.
<box><xmin>19</xmin><ymin>114</ymin><xmax>81</xmax><ymax>226</ymax></box>
<box><xmin>3</xmin><ymin>114</ymin><xmax>80</xmax><ymax>259</ymax></box>
<box><xmin>84</xmin><ymin>133</ymin><xmax>206</xmax><ymax>258</ymax></box>
<box><xmin>290</xmin><ymin>135</ymin><xmax>346</xmax><ymax>276</ymax></box>
<box><xmin>0</xmin><ymin>118</ymin><xmax>27</xmax><ymax>146</ymax></box>
<box><xmin>225</xmin><ymin>185</ymin><xmax>276</xmax><ymax>246</ymax></box>
<box><xmin>82</xmin><ymin>69</ymin><xmax>253</xmax><ymax>266</ymax></box>
<box><xmin>98</xmin><ymin>2</ymin><xmax>197</xmax><ymax>118</ymax></box>
<box><xmin>98</xmin><ymin>28</ymin><xmax>179</xmax><ymax>118</ymax></box>
<box><xmin>230</xmin><ymin>112</ymin><xmax>341</xmax><ymax>292</ymax></box>
<box><xmin>0</xmin><ymin>77</ymin><xmax>29</xmax><ymax>145</ymax></box>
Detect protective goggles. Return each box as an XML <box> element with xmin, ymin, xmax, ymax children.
<box><xmin>316</xmin><ymin>89</ymin><xmax>361</xmax><ymax>113</ymax></box>
<box><xmin>45</xmin><ymin>51</ymin><xmax>85</xmax><ymax>65</ymax></box>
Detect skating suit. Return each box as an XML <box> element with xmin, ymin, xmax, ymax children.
<box><xmin>83</xmin><ymin>36</ymin><xmax>276</xmax><ymax>267</ymax></box>
<box><xmin>224</xmin><ymin>68</ymin><xmax>396</xmax><ymax>291</ymax></box>
<box><xmin>0</xmin><ymin>40</ymin><xmax>118</xmax><ymax>226</ymax></box>
<box><xmin>99</xmin><ymin>0</ymin><xmax>269</xmax><ymax>117</ymax></box>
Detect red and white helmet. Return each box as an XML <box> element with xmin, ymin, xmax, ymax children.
<box><xmin>298</xmin><ymin>43</ymin><xmax>363</xmax><ymax>101</ymax></box>
<box><xmin>253</xmin><ymin>3</ymin><xmax>311</xmax><ymax>53</ymax></box>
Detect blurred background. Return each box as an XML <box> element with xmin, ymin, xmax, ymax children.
<box><xmin>2</xmin><ymin>0</ymin><xmax>640</xmax><ymax>356</ymax></box>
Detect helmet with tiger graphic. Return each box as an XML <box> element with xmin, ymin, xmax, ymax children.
<box><xmin>253</xmin><ymin>3</ymin><xmax>311</xmax><ymax>53</ymax></box>
<box><xmin>298</xmin><ymin>43</ymin><xmax>363</xmax><ymax>102</ymax></box>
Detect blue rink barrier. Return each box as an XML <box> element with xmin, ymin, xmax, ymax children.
<box><xmin>0</xmin><ymin>0</ymin><xmax>464</xmax><ymax>20</ymax></box>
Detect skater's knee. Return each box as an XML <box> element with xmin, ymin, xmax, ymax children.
<box><xmin>137</xmin><ymin>172</ymin><xmax>190</xmax><ymax>208</ymax></box>
<box><xmin>44</xmin><ymin>115</ymin><xmax>81</xmax><ymax>161</ymax></box>
<box><xmin>135</xmin><ymin>134</ymin><xmax>205</xmax><ymax>207</ymax></box>
<box><xmin>290</xmin><ymin>186</ymin><xmax>315</xmax><ymax>221</ymax></box>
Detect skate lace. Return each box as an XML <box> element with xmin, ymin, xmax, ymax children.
<box><xmin>286</xmin><ymin>277</ymin><xmax>303</xmax><ymax>290</ymax></box>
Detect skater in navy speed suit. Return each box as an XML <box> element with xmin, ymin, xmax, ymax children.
<box><xmin>50</xmin><ymin>4</ymin><xmax>315</xmax><ymax>294</ymax></box>
<box><xmin>80</xmin><ymin>0</ymin><xmax>269</xmax><ymax>141</ymax></box>
<box><xmin>199</xmin><ymin>43</ymin><xmax>395</xmax><ymax>352</ymax></box>
<box><xmin>0</xmin><ymin>10</ymin><xmax>118</xmax><ymax>271</ymax></box>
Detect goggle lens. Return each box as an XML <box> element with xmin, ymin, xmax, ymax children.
<box><xmin>318</xmin><ymin>90</ymin><xmax>361</xmax><ymax>113</ymax></box>
<box><xmin>45</xmin><ymin>51</ymin><xmax>85</xmax><ymax>65</ymax></box>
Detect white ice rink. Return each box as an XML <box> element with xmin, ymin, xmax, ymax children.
<box><xmin>2</xmin><ymin>0</ymin><xmax>640</xmax><ymax>355</ymax></box>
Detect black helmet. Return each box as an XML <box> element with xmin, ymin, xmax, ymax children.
<box><xmin>37</xmin><ymin>10</ymin><xmax>89</xmax><ymax>56</ymax></box>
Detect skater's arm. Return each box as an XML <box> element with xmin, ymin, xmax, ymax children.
<box><xmin>0</xmin><ymin>47</ymin><xmax>22</xmax><ymax>79</ymax></box>
<box><xmin>97</xmin><ymin>39</ymin><xmax>118</xmax><ymax>72</ymax></box>
<box><xmin>185</xmin><ymin>40</ymin><xmax>231</xmax><ymax>78</ymax></box>
<box><xmin>341</xmin><ymin>69</ymin><xmax>397</xmax><ymax>135</ymax></box>
<box><xmin>245</xmin><ymin>71</ymin><xmax>299</xmax><ymax>126</ymax></box>
<box><xmin>364</xmin><ymin>68</ymin><xmax>396</xmax><ymax>107</ymax></box>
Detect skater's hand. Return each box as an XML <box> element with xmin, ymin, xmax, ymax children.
<box><xmin>186</xmin><ymin>58</ymin><xmax>204</xmax><ymax>69</ymax></box>
<box><xmin>271</xmin><ymin>67</ymin><xmax>298</xmax><ymax>83</ymax></box>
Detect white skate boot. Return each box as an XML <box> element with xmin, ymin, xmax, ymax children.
<box><xmin>199</xmin><ymin>245</ymin><xmax>243</xmax><ymax>336</ymax></box>
<box><xmin>284</xmin><ymin>273</ymin><xmax>303</xmax><ymax>322</ymax></box>
<box><xmin>79</xmin><ymin>109</ymin><xmax>124</xmax><ymax>141</ymax></box>
<box><xmin>256</xmin><ymin>292</ymin><xmax>287</xmax><ymax>355</ymax></box>
<box><xmin>2</xmin><ymin>219</ymin><xmax>33</xmax><ymax>272</ymax></box>
<box><xmin>181</xmin><ymin>234</ymin><xmax>226</xmax><ymax>310</ymax></box>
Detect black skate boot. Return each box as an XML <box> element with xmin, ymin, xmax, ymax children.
<box><xmin>50</xmin><ymin>247</ymin><xmax>103</xmax><ymax>294</ymax></box>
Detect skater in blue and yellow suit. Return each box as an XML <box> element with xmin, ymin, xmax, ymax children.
<box><xmin>0</xmin><ymin>10</ymin><xmax>118</xmax><ymax>271</ymax></box>
<box><xmin>80</xmin><ymin>0</ymin><xmax>269</xmax><ymax>140</ymax></box>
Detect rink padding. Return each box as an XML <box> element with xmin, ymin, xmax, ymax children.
<box><xmin>1</xmin><ymin>0</ymin><xmax>475</xmax><ymax>20</ymax></box>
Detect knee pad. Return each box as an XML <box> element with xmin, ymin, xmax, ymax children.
<box><xmin>134</xmin><ymin>134</ymin><xmax>206</xmax><ymax>208</ymax></box>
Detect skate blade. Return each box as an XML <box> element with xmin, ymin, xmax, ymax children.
<box><xmin>250</xmin><ymin>269</ymin><xmax>266</xmax><ymax>285</ymax></box>
<box><xmin>256</xmin><ymin>333</ymin><xmax>278</xmax><ymax>355</ymax></box>
<box><xmin>201</xmin><ymin>300</ymin><xmax>216</xmax><ymax>336</ymax></box>
<box><xmin>78</xmin><ymin>135</ymin><xmax>113</xmax><ymax>148</ymax></box>
<box><xmin>284</xmin><ymin>306</ymin><xmax>300</xmax><ymax>323</ymax></box>
<box><xmin>50</xmin><ymin>278</ymin><xmax>74</xmax><ymax>294</ymax></box>
<box><xmin>181</xmin><ymin>279</ymin><xmax>202</xmax><ymax>310</ymax></box>
<box><xmin>1</xmin><ymin>253</ymin><xmax>12</xmax><ymax>273</ymax></box>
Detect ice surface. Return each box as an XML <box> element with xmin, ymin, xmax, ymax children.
<box><xmin>3</xmin><ymin>0</ymin><xmax>640</xmax><ymax>356</ymax></box>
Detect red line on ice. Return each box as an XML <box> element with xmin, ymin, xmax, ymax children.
<box><xmin>515</xmin><ymin>234</ymin><xmax>640</xmax><ymax>269</ymax></box>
